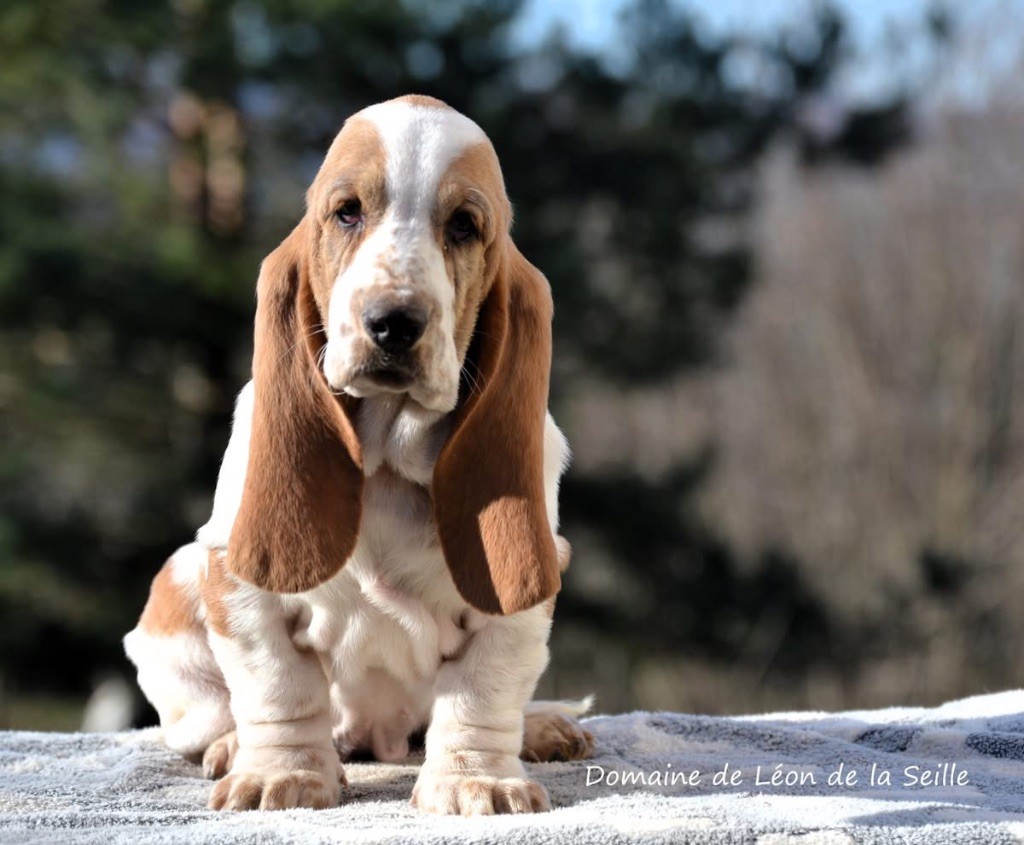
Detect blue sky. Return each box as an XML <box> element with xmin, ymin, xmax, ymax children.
<box><xmin>512</xmin><ymin>0</ymin><xmax>1016</xmax><ymax>103</ymax></box>
<box><xmin>513</xmin><ymin>0</ymin><xmax>935</xmax><ymax>49</ymax></box>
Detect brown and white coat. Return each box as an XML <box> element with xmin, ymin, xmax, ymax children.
<box><xmin>124</xmin><ymin>95</ymin><xmax>593</xmax><ymax>816</ymax></box>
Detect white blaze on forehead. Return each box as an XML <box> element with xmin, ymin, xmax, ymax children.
<box><xmin>357</xmin><ymin>101</ymin><xmax>488</xmax><ymax>221</ymax></box>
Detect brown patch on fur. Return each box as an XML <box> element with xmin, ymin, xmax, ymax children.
<box><xmin>307</xmin><ymin>116</ymin><xmax>388</xmax><ymax>316</ymax></box>
<box><xmin>418</xmin><ymin>139</ymin><xmax>562</xmax><ymax>615</ymax></box>
<box><xmin>520</xmin><ymin>711</ymin><xmax>595</xmax><ymax>763</ymax></box>
<box><xmin>201</xmin><ymin>549</ymin><xmax>233</xmax><ymax>637</ymax></box>
<box><xmin>225</xmin><ymin>113</ymin><xmax>401</xmax><ymax>596</ymax></box>
<box><xmin>138</xmin><ymin>557</ymin><xmax>202</xmax><ymax>636</ymax></box>
<box><xmin>436</xmin><ymin>142</ymin><xmax>511</xmax><ymax>364</ymax></box>
<box><xmin>226</xmin><ymin>218</ymin><xmax>364</xmax><ymax>594</ymax></box>
<box><xmin>432</xmin><ymin>237</ymin><xmax>560</xmax><ymax>615</ymax></box>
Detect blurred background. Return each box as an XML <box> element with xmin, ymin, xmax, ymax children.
<box><xmin>2</xmin><ymin>0</ymin><xmax>1023</xmax><ymax>730</ymax></box>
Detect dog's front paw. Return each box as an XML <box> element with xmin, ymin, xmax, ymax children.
<box><xmin>412</xmin><ymin>772</ymin><xmax>550</xmax><ymax>815</ymax></box>
<box><xmin>207</xmin><ymin>746</ymin><xmax>344</xmax><ymax>811</ymax></box>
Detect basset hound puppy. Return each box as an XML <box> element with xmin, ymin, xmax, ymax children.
<box><xmin>123</xmin><ymin>94</ymin><xmax>594</xmax><ymax>815</ymax></box>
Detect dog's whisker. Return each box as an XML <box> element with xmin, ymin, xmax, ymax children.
<box><xmin>274</xmin><ymin>325</ymin><xmax>330</xmax><ymax>367</ymax></box>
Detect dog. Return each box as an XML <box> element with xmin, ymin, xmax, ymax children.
<box><xmin>124</xmin><ymin>94</ymin><xmax>594</xmax><ymax>815</ymax></box>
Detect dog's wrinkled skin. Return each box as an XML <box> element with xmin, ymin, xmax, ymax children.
<box><xmin>124</xmin><ymin>96</ymin><xmax>594</xmax><ymax>816</ymax></box>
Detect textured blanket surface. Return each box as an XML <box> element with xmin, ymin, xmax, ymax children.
<box><xmin>4</xmin><ymin>691</ymin><xmax>1024</xmax><ymax>844</ymax></box>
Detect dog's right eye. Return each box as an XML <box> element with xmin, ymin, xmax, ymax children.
<box><xmin>335</xmin><ymin>200</ymin><xmax>362</xmax><ymax>228</ymax></box>
<box><xmin>446</xmin><ymin>210</ymin><xmax>477</xmax><ymax>245</ymax></box>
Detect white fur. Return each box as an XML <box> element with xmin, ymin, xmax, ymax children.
<box><xmin>352</xmin><ymin>375</ymin><xmax>451</xmax><ymax>485</ymax></box>
<box><xmin>195</xmin><ymin>382</ymin><xmax>253</xmax><ymax>551</ymax></box>
<box><xmin>364</xmin><ymin>100</ymin><xmax>487</xmax><ymax>222</ymax></box>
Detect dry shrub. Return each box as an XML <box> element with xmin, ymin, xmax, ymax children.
<box><xmin>563</xmin><ymin>106</ymin><xmax>1024</xmax><ymax>710</ymax></box>
<box><xmin>707</xmin><ymin>109</ymin><xmax>1024</xmax><ymax>704</ymax></box>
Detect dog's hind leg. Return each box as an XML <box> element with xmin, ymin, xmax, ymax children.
<box><xmin>123</xmin><ymin>543</ymin><xmax>234</xmax><ymax>761</ymax></box>
<box><xmin>520</xmin><ymin>697</ymin><xmax>596</xmax><ymax>762</ymax></box>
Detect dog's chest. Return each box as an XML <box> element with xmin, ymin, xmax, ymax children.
<box><xmin>285</xmin><ymin>401</ymin><xmax>472</xmax><ymax>755</ymax></box>
<box><xmin>354</xmin><ymin>394</ymin><xmax>450</xmax><ymax>485</ymax></box>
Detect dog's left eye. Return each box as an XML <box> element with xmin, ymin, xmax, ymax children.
<box><xmin>335</xmin><ymin>200</ymin><xmax>362</xmax><ymax>228</ymax></box>
<box><xmin>446</xmin><ymin>211</ymin><xmax>477</xmax><ymax>245</ymax></box>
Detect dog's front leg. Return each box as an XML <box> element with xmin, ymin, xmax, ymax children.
<box><xmin>204</xmin><ymin>577</ymin><xmax>343</xmax><ymax>811</ymax></box>
<box><xmin>413</xmin><ymin>606</ymin><xmax>552</xmax><ymax>815</ymax></box>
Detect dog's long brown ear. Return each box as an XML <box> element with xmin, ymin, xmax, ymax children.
<box><xmin>433</xmin><ymin>239</ymin><xmax>560</xmax><ymax>615</ymax></box>
<box><xmin>227</xmin><ymin>219</ymin><xmax>363</xmax><ymax>593</ymax></box>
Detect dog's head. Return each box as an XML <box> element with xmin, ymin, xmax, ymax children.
<box><xmin>227</xmin><ymin>95</ymin><xmax>559</xmax><ymax>615</ymax></box>
<box><xmin>309</xmin><ymin>95</ymin><xmax>509</xmax><ymax>413</ymax></box>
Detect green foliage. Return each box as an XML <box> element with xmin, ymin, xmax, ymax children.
<box><xmin>0</xmin><ymin>0</ymin><xmax>879</xmax><ymax>704</ymax></box>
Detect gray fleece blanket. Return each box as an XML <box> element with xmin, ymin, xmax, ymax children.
<box><xmin>3</xmin><ymin>690</ymin><xmax>1024</xmax><ymax>844</ymax></box>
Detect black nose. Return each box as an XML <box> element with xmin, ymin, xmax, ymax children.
<box><xmin>362</xmin><ymin>303</ymin><xmax>427</xmax><ymax>354</ymax></box>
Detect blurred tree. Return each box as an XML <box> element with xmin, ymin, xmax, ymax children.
<box><xmin>0</xmin><ymin>0</ymin><xmax>913</xmax><ymax>712</ymax></box>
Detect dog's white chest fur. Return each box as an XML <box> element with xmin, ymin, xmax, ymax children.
<box><xmin>280</xmin><ymin>395</ymin><xmax>474</xmax><ymax>760</ymax></box>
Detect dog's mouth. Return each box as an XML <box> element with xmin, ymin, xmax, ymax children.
<box><xmin>344</xmin><ymin>362</ymin><xmax>418</xmax><ymax>396</ymax></box>
<box><xmin>363</xmin><ymin>367</ymin><xmax>412</xmax><ymax>389</ymax></box>
<box><xmin>323</xmin><ymin>340</ymin><xmax>456</xmax><ymax>414</ymax></box>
